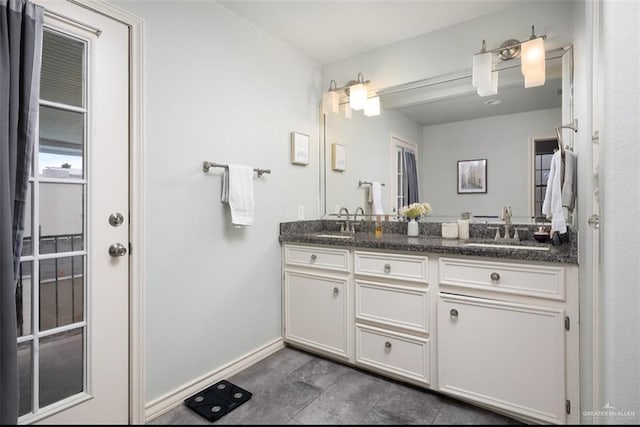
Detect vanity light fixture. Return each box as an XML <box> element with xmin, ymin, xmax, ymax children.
<box><xmin>471</xmin><ymin>25</ymin><xmax>547</xmax><ymax>96</ymax></box>
<box><xmin>322</xmin><ymin>80</ymin><xmax>339</xmax><ymax>115</ymax></box>
<box><xmin>321</xmin><ymin>72</ymin><xmax>380</xmax><ymax>117</ymax></box>
<box><xmin>521</xmin><ymin>26</ymin><xmax>546</xmax><ymax>87</ymax></box>
<box><xmin>348</xmin><ymin>73</ymin><xmax>368</xmax><ymax>110</ymax></box>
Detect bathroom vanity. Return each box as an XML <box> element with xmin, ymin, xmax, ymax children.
<box><xmin>279</xmin><ymin>221</ymin><xmax>579</xmax><ymax>424</ymax></box>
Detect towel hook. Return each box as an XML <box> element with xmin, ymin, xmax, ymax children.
<box><xmin>555</xmin><ymin>118</ymin><xmax>578</xmax><ymax>152</ymax></box>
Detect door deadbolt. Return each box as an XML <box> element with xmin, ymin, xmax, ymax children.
<box><xmin>109</xmin><ymin>213</ymin><xmax>125</xmax><ymax>227</ymax></box>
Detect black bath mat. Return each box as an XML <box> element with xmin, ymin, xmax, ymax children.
<box><xmin>184</xmin><ymin>379</ymin><xmax>252</xmax><ymax>422</ymax></box>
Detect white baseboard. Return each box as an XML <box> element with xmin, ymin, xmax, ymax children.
<box><xmin>144</xmin><ymin>338</ymin><xmax>285</xmax><ymax>422</ymax></box>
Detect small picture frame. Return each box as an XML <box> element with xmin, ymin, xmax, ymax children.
<box><xmin>457</xmin><ymin>159</ymin><xmax>487</xmax><ymax>193</ymax></box>
<box><xmin>291</xmin><ymin>132</ymin><xmax>310</xmax><ymax>165</ymax></box>
<box><xmin>332</xmin><ymin>143</ymin><xmax>346</xmax><ymax>171</ymax></box>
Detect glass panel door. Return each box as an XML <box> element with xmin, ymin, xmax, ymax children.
<box><xmin>17</xmin><ymin>27</ymin><xmax>88</xmax><ymax>417</ymax></box>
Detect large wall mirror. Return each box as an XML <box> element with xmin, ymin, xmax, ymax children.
<box><xmin>320</xmin><ymin>46</ymin><xmax>574</xmax><ymax>224</ymax></box>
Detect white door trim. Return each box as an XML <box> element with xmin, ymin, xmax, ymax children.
<box><xmin>61</xmin><ymin>1</ymin><xmax>145</xmax><ymax>424</ymax></box>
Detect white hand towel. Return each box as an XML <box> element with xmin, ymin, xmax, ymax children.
<box><xmin>542</xmin><ymin>151</ymin><xmax>567</xmax><ymax>234</ymax></box>
<box><xmin>371</xmin><ymin>182</ymin><xmax>384</xmax><ymax>215</ymax></box>
<box><xmin>221</xmin><ymin>164</ymin><xmax>254</xmax><ymax>226</ymax></box>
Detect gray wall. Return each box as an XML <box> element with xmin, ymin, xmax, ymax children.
<box><xmin>421</xmin><ymin>108</ymin><xmax>561</xmax><ymax>221</ymax></box>
<box><xmin>113</xmin><ymin>0</ymin><xmax>321</xmax><ymax>403</ymax></box>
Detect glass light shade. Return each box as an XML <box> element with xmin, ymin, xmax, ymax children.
<box><xmin>472</xmin><ymin>51</ymin><xmax>497</xmax><ymax>96</ymax></box>
<box><xmin>322</xmin><ymin>90</ymin><xmax>339</xmax><ymax>114</ymax></box>
<box><xmin>521</xmin><ymin>37</ymin><xmax>546</xmax><ymax>88</ymax></box>
<box><xmin>364</xmin><ymin>96</ymin><xmax>380</xmax><ymax>117</ymax></box>
<box><xmin>349</xmin><ymin>83</ymin><xmax>367</xmax><ymax>110</ymax></box>
<box><xmin>343</xmin><ymin>100</ymin><xmax>352</xmax><ymax>119</ymax></box>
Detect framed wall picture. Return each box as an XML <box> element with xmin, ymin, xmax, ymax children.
<box><xmin>291</xmin><ymin>132</ymin><xmax>310</xmax><ymax>165</ymax></box>
<box><xmin>332</xmin><ymin>143</ymin><xmax>346</xmax><ymax>171</ymax></box>
<box><xmin>457</xmin><ymin>159</ymin><xmax>487</xmax><ymax>193</ymax></box>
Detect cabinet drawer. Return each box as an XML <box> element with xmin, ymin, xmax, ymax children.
<box><xmin>354</xmin><ymin>251</ymin><xmax>428</xmax><ymax>283</ymax></box>
<box><xmin>356</xmin><ymin>280</ymin><xmax>429</xmax><ymax>334</ymax></box>
<box><xmin>439</xmin><ymin>257</ymin><xmax>565</xmax><ymax>300</ymax></box>
<box><xmin>355</xmin><ymin>324</ymin><xmax>430</xmax><ymax>385</ymax></box>
<box><xmin>285</xmin><ymin>244</ymin><xmax>350</xmax><ymax>273</ymax></box>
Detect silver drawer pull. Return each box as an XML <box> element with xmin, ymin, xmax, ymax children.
<box><xmin>310</xmin><ymin>254</ymin><xmax>317</xmax><ymax>263</ymax></box>
<box><xmin>490</xmin><ymin>272</ymin><xmax>500</xmax><ymax>281</ymax></box>
<box><xmin>450</xmin><ymin>308</ymin><xmax>459</xmax><ymax>318</ymax></box>
<box><xmin>383</xmin><ymin>263</ymin><xmax>391</xmax><ymax>273</ymax></box>
<box><xmin>332</xmin><ymin>287</ymin><xmax>339</xmax><ymax>296</ymax></box>
<box><xmin>384</xmin><ymin>341</ymin><xmax>392</xmax><ymax>350</ymax></box>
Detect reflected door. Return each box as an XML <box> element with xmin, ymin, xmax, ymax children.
<box><xmin>17</xmin><ymin>0</ymin><xmax>129</xmax><ymax>423</ymax></box>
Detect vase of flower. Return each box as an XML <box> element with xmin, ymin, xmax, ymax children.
<box><xmin>398</xmin><ymin>202</ymin><xmax>432</xmax><ymax>237</ymax></box>
<box><xmin>407</xmin><ymin>218</ymin><xmax>419</xmax><ymax>237</ymax></box>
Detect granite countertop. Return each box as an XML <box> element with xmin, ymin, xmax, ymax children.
<box><xmin>279</xmin><ymin>220</ymin><xmax>578</xmax><ymax>265</ymax></box>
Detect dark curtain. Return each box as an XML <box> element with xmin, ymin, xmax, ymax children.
<box><xmin>1</xmin><ymin>0</ymin><xmax>43</xmax><ymax>423</ymax></box>
<box><xmin>404</xmin><ymin>150</ymin><xmax>419</xmax><ymax>205</ymax></box>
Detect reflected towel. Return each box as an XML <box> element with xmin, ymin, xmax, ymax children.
<box><xmin>542</xmin><ymin>151</ymin><xmax>566</xmax><ymax>234</ymax></box>
<box><xmin>221</xmin><ymin>164</ymin><xmax>254</xmax><ymax>226</ymax></box>
<box><xmin>370</xmin><ymin>182</ymin><xmax>384</xmax><ymax>215</ymax></box>
<box><xmin>562</xmin><ymin>150</ymin><xmax>577</xmax><ymax>211</ymax></box>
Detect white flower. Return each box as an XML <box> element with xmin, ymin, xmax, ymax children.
<box><xmin>398</xmin><ymin>202</ymin><xmax>432</xmax><ymax>220</ymax></box>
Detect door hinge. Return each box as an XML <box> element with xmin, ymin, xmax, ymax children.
<box><xmin>129</xmin><ymin>242</ymin><xmax>133</xmax><ymax>255</ymax></box>
<box><xmin>565</xmin><ymin>316</ymin><xmax>570</xmax><ymax>331</ymax></box>
<box><xmin>566</xmin><ymin>399</ymin><xmax>571</xmax><ymax>414</ymax></box>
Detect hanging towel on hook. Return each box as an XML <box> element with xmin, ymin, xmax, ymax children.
<box><xmin>221</xmin><ymin>164</ymin><xmax>255</xmax><ymax>226</ymax></box>
<box><xmin>562</xmin><ymin>150</ymin><xmax>577</xmax><ymax>212</ymax></box>
<box><xmin>542</xmin><ymin>151</ymin><xmax>567</xmax><ymax>234</ymax></box>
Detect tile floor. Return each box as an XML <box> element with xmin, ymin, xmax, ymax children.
<box><xmin>148</xmin><ymin>346</ymin><xmax>524</xmax><ymax>425</ymax></box>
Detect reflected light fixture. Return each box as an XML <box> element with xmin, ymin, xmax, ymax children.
<box><xmin>321</xmin><ymin>72</ymin><xmax>380</xmax><ymax>117</ymax></box>
<box><xmin>364</xmin><ymin>96</ymin><xmax>380</xmax><ymax>117</ymax></box>
<box><xmin>472</xmin><ymin>40</ymin><xmax>497</xmax><ymax>97</ymax></box>
<box><xmin>471</xmin><ymin>25</ymin><xmax>547</xmax><ymax>96</ymax></box>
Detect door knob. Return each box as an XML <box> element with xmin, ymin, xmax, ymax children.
<box><xmin>109</xmin><ymin>243</ymin><xmax>127</xmax><ymax>257</ymax></box>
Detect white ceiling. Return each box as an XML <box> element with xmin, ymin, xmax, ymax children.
<box><xmin>218</xmin><ymin>0</ymin><xmax>521</xmax><ymax>65</ymax></box>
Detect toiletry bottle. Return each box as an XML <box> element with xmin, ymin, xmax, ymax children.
<box><xmin>375</xmin><ymin>215</ymin><xmax>383</xmax><ymax>238</ymax></box>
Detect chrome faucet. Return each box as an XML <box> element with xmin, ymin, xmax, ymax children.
<box><xmin>337</xmin><ymin>207</ymin><xmax>352</xmax><ymax>234</ymax></box>
<box><xmin>353</xmin><ymin>206</ymin><xmax>365</xmax><ymax>232</ymax></box>
<box><xmin>501</xmin><ymin>206</ymin><xmax>513</xmax><ymax>239</ymax></box>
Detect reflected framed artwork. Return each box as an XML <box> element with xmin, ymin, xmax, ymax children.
<box><xmin>332</xmin><ymin>143</ymin><xmax>346</xmax><ymax>171</ymax></box>
<box><xmin>291</xmin><ymin>132</ymin><xmax>310</xmax><ymax>165</ymax></box>
<box><xmin>457</xmin><ymin>159</ymin><xmax>487</xmax><ymax>193</ymax></box>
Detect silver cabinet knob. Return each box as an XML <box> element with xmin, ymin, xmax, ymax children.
<box><xmin>109</xmin><ymin>212</ymin><xmax>124</xmax><ymax>227</ymax></box>
<box><xmin>490</xmin><ymin>272</ymin><xmax>500</xmax><ymax>281</ymax></box>
<box><xmin>383</xmin><ymin>263</ymin><xmax>391</xmax><ymax>273</ymax></box>
<box><xmin>310</xmin><ymin>254</ymin><xmax>317</xmax><ymax>263</ymax></box>
<box><xmin>450</xmin><ymin>308</ymin><xmax>459</xmax><ymax>318</ymax></box>
<box><xmin>109</xmin><ymin>243</ymin><xmax>127</xmax><ymax>257</ymax></box>
<box><xmin>332</xmin><ymin>287</ymin><xmax>339</xmax><ymax>296</ymax></box>
<box><xmin>384</xmin><ymin>341</ymin><xmax>392</xmax><ymax>350</ymax></box>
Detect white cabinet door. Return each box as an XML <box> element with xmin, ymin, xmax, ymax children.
<box><xmin>284</xmin><ymin>271</ymin><xmax>350</xmax><ymax>359</ymax></box>
<box><xmin>438</xmin><ymin>293</ymin><xmax>566</xmax><ymax>424</ymax></box>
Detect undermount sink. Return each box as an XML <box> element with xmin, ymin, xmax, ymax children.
<box><xmin>463</xmin><ymin>242</ymin><xmax>550</xmax><ymax>251</ymax></box>
<box><xmin>310</xmin><ymin>233</ymin><xmax>354</xmax><ymax>239</ymax></box>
